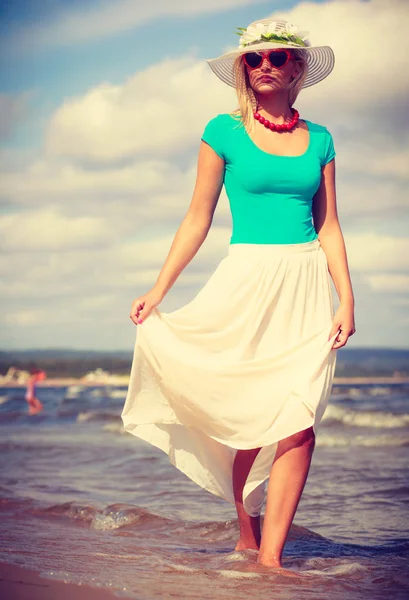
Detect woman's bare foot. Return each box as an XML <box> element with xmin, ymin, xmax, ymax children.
<box><xmin>235</xmin><ymin>538</ymin><xmax>260</xmax><ymax>551</ymax></box>
<box><xmin>257</xmin><ymin>554</ymin><xmax>282</xmax><ymax>568</ymax></box>
<box><xmin>257</xmin><ymin>555</ymin><xmax>305</xmax><ymax>578</ymax></box>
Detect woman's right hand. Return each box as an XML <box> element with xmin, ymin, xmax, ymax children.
<box><xmin>129</xmin><ymin>289</ymin><xmax>164</xmax><ymax>326</ymax></box>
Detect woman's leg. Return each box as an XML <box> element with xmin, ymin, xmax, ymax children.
<box><xmin>232</xmin><ymin>447</ymin><xmax>262</xmax><ymax>550</ymax></box>
<box><xmin>26</xmin><ymin>395</ymin><xmax>43</xmax><ymax>415</ymax></box>
<box><xmin>257</xmin><ymin>426</ymin><xmax>315</xmax><ymax>567</ymax></box>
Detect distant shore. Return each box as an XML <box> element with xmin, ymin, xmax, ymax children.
<box><xmin>1</xmin><ymin>375</ymin><xmax>409</xmax><ymax>388</ymax></box>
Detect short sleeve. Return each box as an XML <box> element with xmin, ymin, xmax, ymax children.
<box><xmin>201</xmin><ymin>115</ymin><xmax>225</xmax><ymax>160</ymax></box>
<box><xmin>322</xmin><ymin>128</ymin><xmax>336</xmax><ymax>166</ymax></box>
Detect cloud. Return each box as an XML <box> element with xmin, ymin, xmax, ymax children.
<box><xmin>1</xmin><ymin>225</ymin><xmax>405</xmax><ymax>306</ymax></box>
<box><xmin>116</xmin><ymin>224</ymin><xmax>232</xmax><ymax>271</ymax></box>
<box><xmin>1</xmin><ymin>153</ymin><xmax>198</xmax><ymax>207</ymax></box>
<box><xmin>344</xmin><ymin>233</ymin><xmax>409</xmax><ymax>272</ymax></box>
<box><xmin>1</xmin><ymin>224</ymin><xmax>408</xmax><ymax>348</ymax></box>
<box><xmin>365</xmin><ymin>274</ymin><xmax>409</xmax><ymax>293</ymax></box>
<box><xmin>45</xmin><ymin>57</ymin><xmax>235</xmax><ymax>164</ymax></box>
<box><xmin>0</xmin><ymin>92</ymin><xmax>31</xmax><ymax>140</ymax></box>
<box><xmin>3</xmin><ymin>309</ymin><xmax>44</xmax><ymax>327</ymax></box>
<box><xmin>333</xmin><ymin>141</ymin><xmax>409</xmax><ymax>181</ymax></box>
<box><xmin>0</xmin><ymin>208</ymin><xmax>114</xmax><ymax>252</ymax></box>
<box><xmin>39</xmin><ymin>0</ymin><xmax>409</xmax><ymax>187</ymax></box>
<box><xmin>5</xmin><ymin>0</ymin><xmax>264</xmax><ymax>51</ymax></box>
<box><xmin>0</xmin><ymin>223</ymin><xmax>232</xmax><ymax>300</ymax></box>
<box><xmin>277</xmin><ymin>0</ymin><xmax>409</xmax><ymax>116</ymax></box>
<box><xmin>335</xmin><ymin>178</ymin><xmax>408</xmax><ymax>220</ymax></box>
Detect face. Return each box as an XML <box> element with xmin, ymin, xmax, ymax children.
<box><xmin>243</xmin><ymin>49</ymin><xmax>301</xmax><ymax>95</ymax></box>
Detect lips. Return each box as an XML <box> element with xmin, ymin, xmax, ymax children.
<box><xmin>259</xmin><ymin>76</ymin><xmax>273</xmax><ymax>82</ymax></box>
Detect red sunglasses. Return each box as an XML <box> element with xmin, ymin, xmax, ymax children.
<box><xmin>243</xmin><ymin>49</ymin><xmax>294</xmax><ymax>70</ymax></box>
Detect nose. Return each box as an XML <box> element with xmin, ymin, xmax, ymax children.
<box><xmin>260</xmin><ymin>55</ymin><xmax>271</xmax><ymax>70</ymax></box>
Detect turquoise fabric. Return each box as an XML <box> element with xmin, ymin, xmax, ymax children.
<box><xmin>201</xmin><ymin>114</ymin><xmax>336</xmax><ymax>244</ymax></box>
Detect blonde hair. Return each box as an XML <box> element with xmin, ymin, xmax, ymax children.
<box><xmin>230</xmin><ymin>50</ymin><xmax>309</xmax><ymax>133</ymax></box>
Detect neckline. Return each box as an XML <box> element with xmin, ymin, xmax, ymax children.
<box><xmin>236</xmin><ymin>116</ymin><xmax>312</xmax><ymax>158</ymax></box>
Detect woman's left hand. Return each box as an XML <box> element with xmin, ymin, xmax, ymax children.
<box><xmin>328</xmin><ymin>303</ymin><xmax>356</xmax><ymax>349</ymax></box>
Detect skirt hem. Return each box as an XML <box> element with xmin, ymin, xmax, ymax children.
<box><xmin>122</xmin><ymin>392</ymin><xmax>324</xmax><ymax>517</ymax></box>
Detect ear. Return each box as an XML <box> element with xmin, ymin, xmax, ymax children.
<box><xmin>290</xmin><ymin>62</ymin><xmax>302</xmax><ymax>81</ymax></box>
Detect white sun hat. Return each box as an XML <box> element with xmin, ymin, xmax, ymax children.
<box><xmin>206</xmin><ymin>17</ymin><xmax>335</xmax><ymax>89</ymax></box>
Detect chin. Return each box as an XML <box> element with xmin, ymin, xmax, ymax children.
<box><xmin>257</xmin><ymin>84</ymin><xmax>280</xmax><ymax>93</ymax></box>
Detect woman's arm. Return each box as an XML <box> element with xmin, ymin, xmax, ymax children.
<box><xmin>130</xmin><ymin>142</ymin><xmax>225</xmax><ymax>325</ymax></box>
<box><xmin>312</xmin><ymin>159</ymin><xmax>356</xmax><ymax>348</ymax></box>
<box><xmin>152</xmin><ymin>142</ymin><xmax>225</xmax><ymax>298</ymax></box>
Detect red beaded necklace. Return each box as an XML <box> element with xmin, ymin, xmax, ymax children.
<box><xmin>254</xmin><ymin>107</ymin><xmax>299</xmax><ymax>132</ymax></box>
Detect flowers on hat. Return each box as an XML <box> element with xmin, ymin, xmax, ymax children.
<box><xmin>236</xmin><ymin>21</ymin><xmax>311</xmax><ymax>48</ymax></box>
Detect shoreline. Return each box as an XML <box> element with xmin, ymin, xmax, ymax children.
<box><xmin>1</xmin><ymin>376</ymin><xmax>409</xmax><ymax>388</ymax></box>
<box><xmin>0</xmin><ymin>562</ymin><xmax>122</xmax><ymax>600</ymax></box>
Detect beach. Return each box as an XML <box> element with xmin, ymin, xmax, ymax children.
<box><xmin>0</xmin><ymin>562</ymin><xmax>120</xmax><ymax>600</ymax></box>
<box><xmin>0</xmin><ymin>381</ymin><xmax>408</xmax><ymax>599</ymax></box>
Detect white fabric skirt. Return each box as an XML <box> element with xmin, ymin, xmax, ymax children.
<box><xmin>121</xmin><ymin>239</ymin><xmax>338</xmax><ymax>517</ymax></box>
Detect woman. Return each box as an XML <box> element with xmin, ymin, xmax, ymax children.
<box><xmin>25</xmin><ymin>368</ymin><xmax>46</xmax><ymax>415</ymax></box>
<box><xmin>121</xmin><ymin>17</ymin><xmax>355</xmax><ymax>569</ymax></box>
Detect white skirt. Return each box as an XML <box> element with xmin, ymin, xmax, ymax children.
<box><xmin>121</xmin><ymin>239</ymin><xmax>338</xmax><ymax>517</ymax></box>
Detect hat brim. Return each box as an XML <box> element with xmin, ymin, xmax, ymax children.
<box><xmin>206</xmin><ymin>42</ymin><xmax>335</xmax><ymax>89</ymax></box>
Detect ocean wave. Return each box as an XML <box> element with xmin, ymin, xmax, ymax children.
<box><xmin>32</xmin><ymin>501</ymin><xmax>174</xmax><ymax>530</ymax></box>
<box><xmin>317</xmin><ymin>433</ymin><xmax>409</xmax><ymax>447</ymax></box>
<box><xmin>108</xmin><ymin>389</ymin><xmax>127</xmax><ymax>400</ymax></box>
<box><xmin>64</xmin><ymin>385</ymin><xmax>87</xmax><ymax>399</ymax></box>
<box><xmin>322</xmin><ymin>405</ymin><xmax>409</xmax><ymax>429</ymax></box>
<box><xmin>28</xmin><ymin>500</ymin><xmax>326</xmax><ymax>542</ymax></box>
<box><xmin>102</xmin><ymin>421</ymin><xmax>126</xmax><ymax>433</ymax></box>
<box><xmin>101</xmin><ymin>418</ymin><xmax>409</xmax><ymax>446</ymax></box>
<box><xmin>90</xmin><ymin>504</ymin><xmax>174</xmax><ymax>531</ymax></box>
<box><xmin>76</xmin><ymin>411</ymin><xmax>118</xmax><ymax>423</ymax></box>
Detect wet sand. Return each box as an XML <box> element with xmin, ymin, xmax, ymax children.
<box><xmin>0</xmin><ymin>562</ymin><xmax>121</xmax><ymax>600</ymax></box>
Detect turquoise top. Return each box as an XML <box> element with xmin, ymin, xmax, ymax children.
<box><xmin>201</xmin><ymin>114</ymin><xmax>336</xmax><ymax>244</ymax></box>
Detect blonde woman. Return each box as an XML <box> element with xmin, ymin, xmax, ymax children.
<box><xmin>122</xmin><ymin>17</ymin><xmax>355</xmax><ymax>569</ymax></box>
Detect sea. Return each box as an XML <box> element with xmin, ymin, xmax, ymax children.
<box><xmin>0</xmin><ymin>382</ymin><xmax>408</xmax><ymax>599</ymax></box>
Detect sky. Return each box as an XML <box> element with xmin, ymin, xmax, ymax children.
<box><xmin>0</xmin><ymin>0</ymin><xmax>408</xmax><ymax>351</ymax></box>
